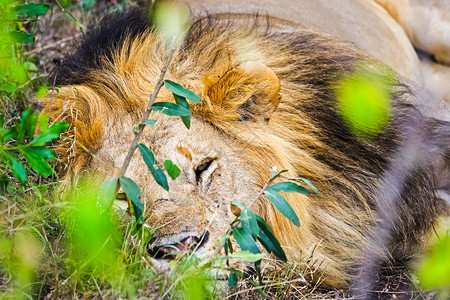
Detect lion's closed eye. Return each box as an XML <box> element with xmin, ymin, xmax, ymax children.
<box><xmin>194</xmin><ymin>158</ymin><xmax>217</xmax><ymax>183</ymax></box>
<box><xmin>195</xmin><ymin>160</ymin><xmax>212</xmax><ymax>182</ymax></box>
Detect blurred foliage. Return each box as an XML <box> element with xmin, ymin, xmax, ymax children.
<box><xmin>61</xmin><ymin>176</ymin><xmax>124</xmax><ymax>280</ymax></box>
<box><xmin>150</xmin><ymin>0</ymin><xmax>191</xmax><ymax>44</ymax></box>
<box><xmin>417</xmin><ymin>229</ymin><xmax>450</xmax><ymax>297</ymax></box>
<box><xmin>0</xmin><ymin>0</ymin><xmax>49</xmax><ymax>108</ymax></box>
<box><xmin>336</xmin><ymin>64</ymin><xmax>395</xmax><ymax>138</ymax></box>
<box><xmin>0</xmin><ymin>230</ymin><xmax>44</xmax><ymax>298</ymax></box>
<box><xmin>0</xmin><ymin>105</ymin><xmax>68</xmax><ymax>191</ymax></box>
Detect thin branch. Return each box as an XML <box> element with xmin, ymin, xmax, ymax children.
<box><xmin>247</xmin><ymin>173</ymin><xmax>281</xmax><ymax>209</ymax></box>
<box><xmin>117</xmin><ymin>46</ymin><xmax>176</xmax><ymax>179</ymax></box>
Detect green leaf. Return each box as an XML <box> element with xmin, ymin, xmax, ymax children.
<box><xmin>151</xmin><ymin>102</ymin><xmax>191</xmax><ymax>116</ymax></box>
<box><xmin>0</xmin><ymin>129</ymin><xmax>4</xmax><ymax>143</ymax></box>
<box><xmin>152</xmin><ymin>168</ymin><xmax>169</xmax><ymax>191</ymax></box>
<box><xmin>264</xmin><ymin>189</ymin><xmax>300</xmax><ymax>227</ymax></box>
<box><xmin>23</xmin><ymin>62</ymin><xmax>38</xmax><ymax>72</ymax></box>
<box><xmin>296</xmin><ymin>177</ymin><xmax>319</xmax><ymax>196</ymax></box>
<box><xmin>267</xmin><ymin>182</ymin><xmax>310</xmax><ymax>195</ymax></box>
<box><xmin>141</xmin><ymin>119</ymin><xmax>157</xmax><ymax>126</ymax></box>
<box><xmin>227</xmin><ymin>238</ymin><xmax>234</xmax><ymax>255</ymax></box>
<box><xmin>81</xmin><ymin>0</ymin><xmax>95</xmax><ymax>9</ymax></box>
<box><xmin>241</xmin><ymin>208</ymin><xmax>259</xmax><ymax>238</ymax></box>
<box><xmin>163</xmin><ymin>160</ymin><xmax>180</xmax><ymax>180</ymax></box>
<box><xmin>4</xmin><ymin>153</ymin><xmax>26</xmax><ymax>184</ymax></box>
<box><xmin>131</xmin><ymin>125</ymin><xmax>139</xmax><ymax>134</ymax></box>
<box><xmin>0</xmin><ymin>174</ymin><xmax>9</xmax><ymax>193</ymax></box>
<box><xmin>7</xmin><ymin>63</ymin><xmax>27</xmax><ymax>84</ymax></box>
<box><xmin>256</xmin><ymin>215</ymin><xmax>287</xmax><ymax>262</ymax></box>
<box><xmin>231</xmin><ymin>199</ymin><xmax>245</xmax><ymax>210</ymax></box>
<box><xmin>98</xmin><ymin>177</ymin><xmax>118</xmax><ymax>211</ymax></box>
<box><xmin>233</xmin><ymin>227</ymin><xmax>260</xmax><ymax>254</ymax></box>
<box><xmin>1</xmin><ymin>83</ymin><xmax>17</xmax><ymax>93</ymax></box>
<box><xmin>26</xmin><ymin>111</ymin><xmax>37</xmax><ymax>141</ymax></box>
<box><xmin>228</xmin><ymin>268</ymin><xmax>239</xmax><ymax>288</ymax></box>
<box><xmin>14</xmin><ymin>3</ymin><xmax>50</xmax><ymax>16</ymax></box>
<box><xmin>138</xmin><ymin>144</ymin><xmax>169</xmax><ymax>191</ymax></box>
<box><xmin>28</xmin><ymin>146</ymin><xmax>55</xmax><ymax>159</ymax></box>
<box><xmin>165</xmin><ymin>80</ymin><xmax>201</xmax><ymax>103</ymax></box>
<box><xmin>20</xmin><ymin>105</ymin><xmax>38</xmax><ymax>142</ymax></box>
<box><xmin>229</xmin><ymin>250</ymin><xmax>265</xmax><ymax>262</ymax></box>
<box><xmin>4</xmin><ymin>127</ymin><xmax>17</xmax><ymax>141</ymax></box>
<box><xmin>37</xmin><ymin>112</ymin><xmax>49</xmax><ymax>132</ymax></box>
<box><xmin>17</xmin><ymin>122</ymin><xmax>25</xmax><ymax>144</ymax></box>
<box><xmin>417</xmin><ymin>233</ymin><xmax>450</xmax><ymax>289</ymax></box>
<box><xmin>9</xmin><ymin>31</ymin><xmax>35</xmax><ymax>44</ymax></box>
<box><xmin>119</xmin><ymin>177</ymin><xmax>144</xmax><ymax>222</ymax></box>
<box><xmin>139</xmin><ymin>144</ymin><xmax>156</xmax><ymax>166</ymax></box>
<box><xmin>224</xmin><ymin>236</ymin><xmax>229</xmax><ymax>257</ymax></box>
<box><xmin>173</xmin><ymin>94</ymin><xmax>191</xmax><ymax>129</ymax></box>
<box><xmin>284</xmin><ymin>177</ymin><xmax>319</xmax><ymax>196</ymax></box>
<box><xmin>269</xmin><ymin>168</ymin><xmax>288</xmax><ymax>181</ymax></box>
<box><xmin>247</xmin><ymin>279</ymin><xmax>266</xmax><ymax>297</ymax></box>
<box><xmin>180</xmin><ymin>115</ymin><xmax>190</xmax><ymax>129</ymax></box>
<box><xmin>35</xmin><ymin>85</ymin><xmax>50</xmax><ymax>98</ymax></box>
<box><xmin>30</xmin><ymin>122</ymin><xmax>69</xmax><ymax>145</ymax></box>
<box><xmin>20</xmin><ymin>147</ymin><xmax>52</xmax><ymax>176</ymax></box>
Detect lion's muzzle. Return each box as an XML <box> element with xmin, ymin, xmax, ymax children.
<box><xmin>147</xmin><ymin>231</ymin><xmax>210</xmax><ymax>260</ymax></box>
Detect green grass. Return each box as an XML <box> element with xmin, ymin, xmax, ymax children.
<box><xmin>0</xmin><ymin>176</ymin><xmax>220</xmax><ymax>299</ymax></box>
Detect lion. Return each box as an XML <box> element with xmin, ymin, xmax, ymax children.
<box><xmin>187</xmin><ymin>0</ymin><xmax>450</xmax><ymax>107</ymax></box>
<box><xmin>40</xmin><ymin>2</ymin><xmax>450</xmax><ymax>290</ymax></box>
<box><xmin>374</xmin><ymin>0</ymin><xmax>450</xmax><ymax>104</ymax></box>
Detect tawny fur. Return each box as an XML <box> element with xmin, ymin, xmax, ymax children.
<box><xmin>40</xmin><ymin>9</ymin><xmax>448</xmax><ymax>288</ymax></box>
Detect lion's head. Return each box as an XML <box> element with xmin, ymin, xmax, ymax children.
<box><xmin>40</xmin><ymin>6</ymin><xmax>448</xmax><ymax>287</ymax></box>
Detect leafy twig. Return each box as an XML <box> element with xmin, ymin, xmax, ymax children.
<box><xmin>211</xmin><ymin>172</ymin><xmax>283</xmax><ymax>257</ymax></box>
<box><xmin>117</xmin><ymin>46</ymin><xmax>176</xmax><ymax>179</ymax></box>
<box><xmin>247</xmin><ymin>173</ymin><xmax>282</xmax><ymax>209</ymax></box>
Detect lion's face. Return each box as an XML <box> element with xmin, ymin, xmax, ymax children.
<box><xmin>91</xmin><ymin>114</ymin><xmax>258</xmax><ymax>258</ymax></box>
<box><xmin>41</xmin><ymin>6</ymin><xmax>449</xmax><ymax>288</ymax></box>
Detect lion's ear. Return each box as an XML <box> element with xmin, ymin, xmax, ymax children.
<box><xmin>203</xmin><ymin>61</ymin><xmax>281</xmax><ymax>122</ymax></box>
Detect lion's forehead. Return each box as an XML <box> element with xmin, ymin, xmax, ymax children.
<box><xmin>148</xmin><ymin>116</ymin><xmax>231</xmax><ymax>159</ymax></box>
<box><xmin>96</xmin><ymin>114</ymin><xmax>243</xmax><ymax>177</ymax></box>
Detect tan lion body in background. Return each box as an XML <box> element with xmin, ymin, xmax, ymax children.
<box><xmin>40</xmin><ymin>1</ymin><xmax>449</xmax><ymax>289</ymax></box>
<box><xmin>188</xmin><ymin>0</ymin><xmax>450</xmax><ymax>108</ymax></box>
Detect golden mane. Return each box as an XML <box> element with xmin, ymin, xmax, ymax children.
<box><xmin>40</xmin><ymin>14</ymin><xmax>445</xmax><ymax>287</ymax></box>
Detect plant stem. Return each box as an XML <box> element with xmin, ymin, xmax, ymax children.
<box><xmin>247</xmin><ymin>173</ymin><xmax>281</xmax><ymax>209</ymax></box>
<box><xmin>117</xmin><ymin>46</ymin><xmax>176</xmax><ymax>179</ymax></box>
<box><xmin>211</xmin><ymin>172</ymin><xmax>281</xmax><ymax>257</ymax></box>
<box><xmin>54</xmin><ymin>0</ymin><xmax>86</xmax><ymax>30</ymax></box>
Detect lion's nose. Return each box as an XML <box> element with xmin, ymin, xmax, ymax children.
<box><xmin>147</xmin><ymin>231</ymin><xmax>209</xmax><ymax>259</ymax></box>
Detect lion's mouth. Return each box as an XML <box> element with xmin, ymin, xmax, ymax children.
<box><xmin>148</xmin><ymin>231</ymin><xmax>209</xmax><ymax>259</ymax></box>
